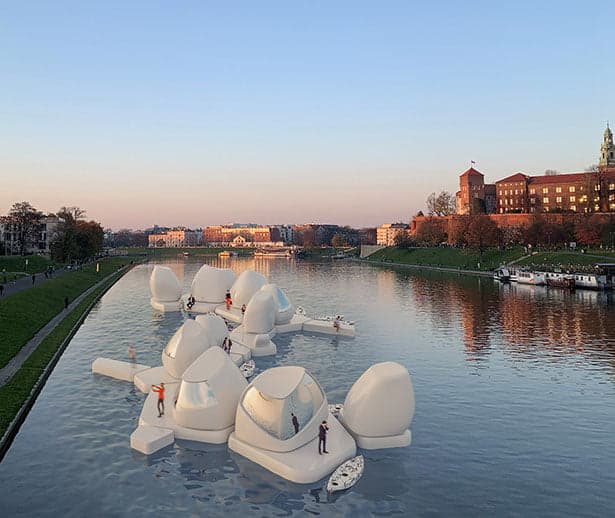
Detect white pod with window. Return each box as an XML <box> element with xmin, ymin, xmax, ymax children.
<box><xmin>228</xmin><ymin>366</ymin><xmax>356</xmax><ymax>483</ymax></box>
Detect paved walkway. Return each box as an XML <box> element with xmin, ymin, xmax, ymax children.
<box><xmin>0</xmin><ymin>269</ymin><xmax>122</xmax><ymax>387</ymax></box>
<box><xmin>0</xmin><ymin>267</ymin><xmax>71</xmax><ymax>298</ymax></box>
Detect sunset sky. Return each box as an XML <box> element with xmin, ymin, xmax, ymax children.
<box><xmin>2</xmin><ymin>1</ymin><xmax>613</xmax><ymax>230</ymax></box>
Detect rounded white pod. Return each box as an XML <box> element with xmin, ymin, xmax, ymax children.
<box><xmin>243</xmin><ymin>291</ymin><xmax>276</xmax><ymax>334</ymax></box>
<box><xmin>191</xmin><ymin>265</ymin><xmax>236</xmax><ymax>303</ymax></box>
<box><xmin>162</xmin><ymin>319</ymin><xmax>210</xmax><ymax>378</ymax></box>
<box><xmin>259</xmin><ymin>284</ymin><xmax>294</xmax><ymax>325</ymax></box>
<box><xmin>150</xmin><ymin>265</ymin><xmax>181</xmax><ymax>302</ymax></box>
<box><xmin>230</xmin><ymin>270</ymin><xmax>268</xmax><ymax>307</ymax></box>
<box><xmin>195</xmin><ymin>313</ymin><xmax>229</xmax><ymax>348</ymax></box>
<box><xmin>341</xmin><ymin>362</ymin><xmax>414</xmax><ymax>439</ymax></box>
<box><xmin>175</xmin><ymin>347</ymin><xmax>247</xmax><ymax>431</ymax></box>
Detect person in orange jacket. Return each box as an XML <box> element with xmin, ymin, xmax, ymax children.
<box><xmin>152</xmin><ymin>383</ymin><xmax>165</xmax><ymax>417</ymax></box>
<box><xmin>225</xmin><ymin>290</ymin><xmax>232</xmax><ymax>310</ymax></box>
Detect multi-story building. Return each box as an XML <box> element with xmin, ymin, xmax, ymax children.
<box><xmin>0</xmin><ymin>215</ymin><xmax>60</xmax><ymax>255</ymax></box>
<box><xmin>148</xmin><ymin>228</ymin><xmax>201</xmax><ymax>247</ymax></box>
<box><xmin>376</xmin><ymin>223</ymin><xmax>409</xmax><ymax>246</ymax></box>
<box><xmin>201</xmin><ymin>224</ymin><xmax>283</xmax><ymax>247</ymax></box>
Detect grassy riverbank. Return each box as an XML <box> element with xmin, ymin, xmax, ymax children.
<box><xmin>0</xmin><ymin>256</ymin><xmax>61</xmax><ymax>281</ymax></box>
<box><xmin>366</xmin><ymin>247</ymin><xmax>526</xmax><ymax>271</ymax></box>
<box><xmin>513</xmin><ymin>251</ymin><xmax>615</xmax><ymax>271</ymax></box>
<box><xmin>0</xmin><ymin>256</ymin><xmax>133</xmax><ymax>369</ymax></box>
<box><xmin>0</xmin><ymin>267</ymin><xmax>127</xmax><ymax>438</ymax></box>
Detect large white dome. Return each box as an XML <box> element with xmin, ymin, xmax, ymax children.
<box><xmin>162</xmin><ymin>319</ymin><xmax>211</xmax><ymax>378</ymax></box>
<box><xmin>149</xmin><ymin>265</ymin><xmax>181</xmax><ymax>302</ymax></box>
<box><xmin>191</xmin><ymin>265</ymin><xmax>236</xmax><ymax>303</ymax></box>
<box><xmin>259</xmin><ymin>284</ymin><xmax>294</xmax><ymax>325</ymax></box>
<box><xmin>195</xmin><ymin>313</ymin><xmax>229</xmax><ymax>348</ymax></box>
<box><xmin>230</xmin><ymin>270</ymin><xmax>268</xmax><ymax>307</ymax></box>
<box><xmin>243</xmin><ymin>291</ymin><xmax>276</xmax><ymax>334</ymax></box>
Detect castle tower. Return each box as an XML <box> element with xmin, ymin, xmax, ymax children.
<box><xmin>599</xmin><ymin>123</ymin><xmax>615</xmax><ymax>168</ymax></box>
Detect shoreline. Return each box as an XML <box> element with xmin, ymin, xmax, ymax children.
<box><xmin>0</xmin><ymin>261</ymin><xmax>140</xmax><ymax>460</ymax></box>
<box><xmin>355</xmin><ymin>258</ymin><xmax>493</xmax><ymax>277</ymax></box>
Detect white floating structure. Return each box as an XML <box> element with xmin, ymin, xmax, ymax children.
<box><xmin>216</xmin><ymin>270</ymin><xmax>267</xmax><ymax>323</ymax></box>
<box><xmin>339</xmin><ymin>362</ymin><xmax>414</xmax><ymax>449</ymax></box>
<box><xmin>326</xmin><ymin>455</ymin><xmax>364</xmax><ymax>493</ymax></box>
<box><xmin>303</xmin><ymin>316</ymin><xmax>356</xmax><ymax>337</ymax></box>
<box><xmin>137</xmin><ymin>347</ymin><xmax>248</xmax><ymax>448</ymax></box>
<box><xmin>188</xmin><ymin>265</ymin><xmax>236</xmax><ymax>313</ymax></box>
<box><xmin>150</xmin><ymin>265</ymin><xmax>182</xmax><ymax>312</ymax></box>
<box><xmin>228</xmin><ymin>366</ymin><xmax>357</xmax><ymax>484</ymax></box>
<box><xmin>260</xmin><ymin>284</ymin><xmax>294</xmax><ymax>325</ymax></box>
<box><xmin>130</xmin><ymin>426</ymin><xmax>174</xmax><ymax>455</ymax></box>
<box><xmin>195</xmin><ymin>313</ymin><xmax>252</xmax><ymax>366</ymax></box>
<box><xmin>230</xmin><ymin>291</ymin><xmax>277</xmax><ymax>356</ymax></box>
<box><xmin>91</xmin><ymin>358</ymin><xmax>151</xmax><ymax>382</ymax></box>
<box><xmin>161</xmin><ymin>319</ymin><xmax>211</xmax><ymax>379</ymax></box>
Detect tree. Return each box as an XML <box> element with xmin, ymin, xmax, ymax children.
<box><xmin>464</xmin><ymin>216</ymin><xmax>501</xmax><ymax>256</ymax></box>
<box><xmin>426</xmin><ymin>191</ymin><xmax>456</xmax><ymax>216</ymax></box>
<box><xmin>393</xmin><ymin>230</ymin><xmax>414</xmax><ymax>248</ymax></box>
<box><xmin>544</xmin><ymin>169</ymin><xmax>559</xmax><ymax>176</ymax></box>
<box><xmin>0</xmin><ymin>201</ymin><xmax>42</xmax><ymax>255</ymax></box>
<box><xmin>523</xmin><ymin>218</ymin><xmax>570</xmax><ymax>247</ymax></box>
<box><xmin>415</xmin><ymin>218</ymin><xmax>447</xmax><ymax>246</ymax></box>
<box><xmin>575</xmin><ymin>215</ymin><xmax>605</xmax><ymax>246</ymax></box>
<box><xmin>472</xmin><ymin>198</ymin><xmax>486</xmax><ymax>214</ymax></box>
<box><xmin>50</xmin><ymin>206</ymin><xmax>103</xmax><ymax>261</ymax></box>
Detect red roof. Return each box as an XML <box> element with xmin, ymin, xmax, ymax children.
<box><xmin>528</xmin><ymin>172</ymin><xmax>589</xmax><ymax>184</ymax></box>
<box><xmin>496</xmin><ymin>172</ymin><xmax>529</xmax><ymax>183</ymax></box>
<box><xmin>459</xmin><ymin>167</ymin><xmax>483</xmax><ymax>177</ymax></box>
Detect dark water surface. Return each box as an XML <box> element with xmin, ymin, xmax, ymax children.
<box><xmin>1</xmin><ymin>258</ymin><xmax>614</xmax><ymax>517</ymax></box>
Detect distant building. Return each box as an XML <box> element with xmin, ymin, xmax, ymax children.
<box><xmin>201</xmin><ymin>225</ymin><xmax>283</xmax><ymax>247</ymax></box>
<box><xmin>148</xmin><ymin>228</ymin><xmax>201</xmax><ymax>247</ymax></box>
<box><xmin>376</xmin><ymin>223</ymin><xmax>409</xmax><ymax>246</ymax></box>
<box><xmin>0</xmin><ymin>215</ymin><xmax>59</xmax><ymax>255</ymax></box>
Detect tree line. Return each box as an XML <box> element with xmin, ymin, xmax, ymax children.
<box><xmin>397</xmin><ymin>214</ymin><xmax>615</xmax><ymax>254</ymax></box>
<box><xmin>0</xmin><ymin>201</ymin><xmax>104</xmax><ymax>261</ymax></box>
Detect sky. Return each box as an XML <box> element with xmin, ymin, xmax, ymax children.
<box><xmin>1</xmin><ymin>1</ymin><xmax>614</xmax><ymax>230</ymax></box>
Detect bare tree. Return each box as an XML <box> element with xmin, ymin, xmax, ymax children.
<box><xmin>426</xmin><ymin>191</ymin><xmax>456</xmax><ymax>216</ymax></box>
<box><xmin>544</xmin><ymin>169</ymin><xmax>558</xmax><ymax>176</ymax></box>
<box><xmin>1</xmin><ymin>201</ymin><xmax>42</xmax><ymax>255</ymax></box>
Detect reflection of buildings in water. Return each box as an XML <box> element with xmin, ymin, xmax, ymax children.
<box><xmin>499</xmin><ymin>284</ymin><xmax>615</xmax><ymax>358</ymax></box>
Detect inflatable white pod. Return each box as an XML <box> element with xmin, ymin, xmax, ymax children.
<box><xmin>339</xmin><ymin>362</ymin><xmax>415</xmax><ymax>449</ymax></box>
<box><xmin>259</xmin><ymin>284</ymin><xmax>294</xmax><ymax>325</ymax></box>
<box><xmin>195</xmin><ymin>313</ymin><xmax>229</xmax><ymax>347</ymax></box>
<box><xmin>162</xmin><ymin>319</ymin><xmax>211</xmax><ymax>379</ymax></box>
<box><xmin>174</xmin><ymin>346</ymin><xmax>248</xmax><ymax>432</ymax></box>
<box><xmin>230</xmin><ymin>291</ymin><xmax>277</xmax><ymax>356</ymax></box>
<box><xmin>215</xmin><ymin>270</ymin><xmax>267</xmax><ymax>323</ymax></box>
<box><xmin>188</xmin><ymin>265</ymin><xmax>236</xmax><ymax>313</ymax></box>
<box><xmin>228</xmin><ymin>366</ymin><xmax>356</xmax><ymax>484</ymax></box>
<box><xmin>150</xmin><ymin>265</ymin><xmax>182</xmax><ymax>312</ymax></box>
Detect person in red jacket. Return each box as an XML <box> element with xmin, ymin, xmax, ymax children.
<box><xmin>152</xmin><ymin>383</ymin><xmax>165</xmax><ymax>417</ymax></box>
<box><xmin>225</xmin><ymin>290</ymin><xmax>232</xmax><ymax>310</ymax></box>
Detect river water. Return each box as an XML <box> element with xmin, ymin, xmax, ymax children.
<box><xmin>1</xmin><ymin>258</ymin><xmax>614</xmax><ymax>517</ymax></box>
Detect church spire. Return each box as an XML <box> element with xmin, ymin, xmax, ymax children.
<box><xmin>599</xmin><ymin>122</ymin><xmax>615</xmax><ymax>167</ymax></box>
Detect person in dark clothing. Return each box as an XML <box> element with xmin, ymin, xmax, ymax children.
<box><xmin>291</xmin><ymin>413</ymin><xmax>299</xmax><ymax>434</ymax></box>
<box><xmin>318</xmin><ymin>420</ymin><xmax>329</xmax><ymax>454</ymax></box>
<box><xmin>0</xmin><ymin>284</ymin><xmax>4</xmax><ymax>296</ymax></box>
<box><xmin>64</xmin><ymin>296</ymin><xmax>69</xmax><ymax>309</ymax></box>
<box><xmin>32</xmin><ymin>274</ymin><xmax>36</xmax><ymax>285</ymax></box>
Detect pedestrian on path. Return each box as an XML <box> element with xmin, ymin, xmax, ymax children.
<box><xmin>64</xmin><ymin>296</ymin><xmax>69</xmax><ymax>310</ymax></box>
<box><xmin>32</xmin><ymin>274</ymin><xmax>36</xmax><ymax>285</ymax></box>
<box><xmin>152</xmin><ymin>383</ymin><xmax>165</xmax><ymax>417</ymax></box>
<box><xmin>0</xmin><ymin>284</ymin><xmax>4</xmax><ymax>297</ymax></box>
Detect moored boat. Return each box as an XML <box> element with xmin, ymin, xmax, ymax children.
<box><xmin>542</xmin><ymin>271</ymin><xmax>575</xmax><ymax>289</ymax></box>
<box><xmin>493</xmin><ymin>267</ymin><xmax>511</xmax><ymax>282</ymax></box>
<box><xmin>516</xmin><ymin>270</ymin><xmax>546</xmax><ymax>286</ymax></box>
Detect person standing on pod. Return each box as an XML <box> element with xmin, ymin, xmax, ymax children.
<box><xmin>318</xmin><ymin>420</ymin><xmax>329</xmax><ymax>454</ymax></box>
<box><xmin>151</xmin><ymin>383</ymin><xmax>165</xmax><ymax>417</ymax></box>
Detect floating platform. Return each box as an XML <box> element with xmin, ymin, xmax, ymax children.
<box><xmin>302</xmin><ymin>319</ymin><xmax>356</xmax><ymax>337</ymax></box>
<box><xmin>214</xmin><ymin>306</ymin><xmax>244</xmax><ymax>324</ymax></box>
<box><xmin>185</xmin><ymin>300</ymin><xmax>219</xmax><ymax>313</ymax></box>
<box><xmin>130</xmin><ymin>426</ymin><xmax>174</xmax><ymax>455</ymax></box>
<box><xmin>138</xmin><ymin>389</ymin><xmax>233</xmax><ymax>445</ymax></box>
<box><xmin>275</xmin><ymin>313</ymin><xmax>310</xmax><ymax>333</ymax></box>
<box><xmin>150</xmin><ymin>298</ymin><xmax>182</xmax><ymax>312</ymax></box>
<box><xmin>91</xmin><ymin>358</ymin><xmax>151</xmax><ymax>382</ymax></box>
<box><xmin>228</xmin><ymin>412</ymin><xmax>356</xmax><ymax>484</ymax></box>
<box><xmin>133</xmin><ymin>366</ymin><xmax>178</xmax><ymax>394</ymax></box>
